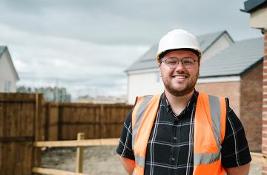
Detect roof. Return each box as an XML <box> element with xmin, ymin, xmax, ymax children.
<box><xmin>242</xmin><ymin>0</ymin><xmax>267</xmax><ymax>12</ymax></box>
<box><xmin>126</xmin><ymin>31</ymin><xmax>232</xmax><ymax>72</ymax></box>
<box><xmin>200</xmin><ymin>37</ymin><xmax>263</xmax><ymax>78</ymax></box>
<box><xmin>0</xmin><ymin>46</ymin><xmax>20</xmax><ymax>80</ymax></box>
<box><xmin>0</xmin><ymin>46</ymin><xmax>6</xmax><ymax>57</ymax></box>
<box><xmin>198</xmin><ymin>31</ymin><xmax>233</xmax><ymax>53</ymax></box>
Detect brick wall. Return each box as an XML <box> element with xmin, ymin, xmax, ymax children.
<box><xmin>241</xmin><ymin>62</ymin><xmax>263</xmax><ymax>152</ymax></box>
<box><xmin>263</xmin><ymin>30</ymin><xmax>267</xmax><ymax>156</ymax></box>
<box><xmin>196</xmin><ymin>68</ymin><xmax>262</xmax><ymax>152</ymax></box>
<box><xmin>196</xmin><ymin>81</ymin><xmax>240</xmax><ymax>116</ymax></box>
<box><xmin>262</xmin><ymin>29</ymin><xmax>267</xmax><ymax>175</ymax></box>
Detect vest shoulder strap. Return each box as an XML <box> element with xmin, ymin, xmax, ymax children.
<box><xmin>194</xmin><ymin>92</ymin><xmax>227</xmax><ymax>165</ymax></box>
<box><xmin>131</xmin><ymin>94</ymin><xmax>161</xmax><ymax>156</ymax></box>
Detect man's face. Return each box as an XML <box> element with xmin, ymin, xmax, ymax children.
<box><xmin>159</xmin><ymin>49</ymin><xmax>199</xmax><ymax>97</ymax></box>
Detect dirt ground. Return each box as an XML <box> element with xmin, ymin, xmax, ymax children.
<box><xmin>41</xmin><ymin>146</ymin><xmax>126</xmax><ymax>175</ymax></box>
<box><xmin>41</xmin><ymin>146</ymin><xmax>263</xmax><ymax>175</ymax></box>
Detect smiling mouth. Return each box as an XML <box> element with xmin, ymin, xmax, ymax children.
<box><xmin>172</xmin><ymin>74</ymin><xmax>188</xmax><ymax>78</ymax></box>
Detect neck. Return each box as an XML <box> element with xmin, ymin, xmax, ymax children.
<box><xmin>164</xmin><ymin>90</ymin><xmax>194</xmax><ymax>115</ymax></box>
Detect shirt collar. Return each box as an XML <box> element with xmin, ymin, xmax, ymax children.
<box><xmin>161</xmin><ymin>90</ymin><xmax>199</xmax><ymax>116</ymax></box>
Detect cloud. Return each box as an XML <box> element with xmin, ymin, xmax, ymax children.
<box><xmin>0</xmin><ymin>0</ymin><xmax>259</xmax><ymax>45</ymax></box>
<box><xmin>0</xmin><ymin>22</ymin><xmax>148</xmax><ymax>98</ymax></box>
<box><xmin>0</xmin><ymin>0</ymin><xmax>262</xmax><ymax>99</ymax></box>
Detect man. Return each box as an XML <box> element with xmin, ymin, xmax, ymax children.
<box><xmin>117</xmin><ymin>29</ymin><xmax>251</xmax><ymax>175</ymax></box>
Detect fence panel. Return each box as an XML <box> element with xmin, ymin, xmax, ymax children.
<box><xmin>0</xmin><ymin>93</ymin><xmax>132</xmax><ymax>174</ymax></box>
<box><xmin>48</xmin><ymin>103</ymin><xmax>132</xmax><ymax>140</ymax></box>
<box><xmin>0</xmin><ymin>93</ymin><xmax>43</xmax><ymax>175</ymax></box>
<box><xmin>44</xmin><ymin>103</ymin><xmax>59</xmax><ymax>141</ymax></box>
<box><xmin>101</xmin><ymin>104</ymin><xmax>132</xmax><ymax>138</ymax></box>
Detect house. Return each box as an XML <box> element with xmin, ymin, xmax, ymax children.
<box><xmin>126</xmin><ymin>31</ymin><xmax>234</xmax><ymax>104</ymax></box>
<box><xmin>196</xmin><ymin>37</ymin><xmax>263</xmax><ymax>152</ymax></box>
<box><xmin>242</xmin><ymin>0</ymin><xmax>267</xmax><ymax>160</ymax></box>
<box><xmin>0</xmin><ymin>46</ymin><xmax>19</xmax><ymax>92</ymax></box>
<box><xmin>242</xmin><ymin>0</ymin><xmax>267</xmax><ymax>30</ymax></box>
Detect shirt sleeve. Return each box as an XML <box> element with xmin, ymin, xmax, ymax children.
<box><xmin>221</xmin><ymin>99</ymin><xmax>252</xmax><ymax>168</ymax></box>
<box><xmin>116</xmin><ymin>110</ymin><xmax>135</xmax><ymax>160</ymax></box>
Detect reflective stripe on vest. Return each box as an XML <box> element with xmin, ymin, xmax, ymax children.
<box><xmin>131</xmin><ymin>92</ymin><xmax>226</xmax><ymax>175</ymax></box>
<box><xmin>132</xmin><ymin>95</ymin><xmax>154</xmax><ymax>148</ymax></box>
<box><xmin>131</xmin><ymin>95</ymin><xmax>161</xmax><ymax>175</ymax></box>
<box><xmin>193</xmin><ymin>93</ymin><xmax>226</xmax><ymax>175</ymax></box>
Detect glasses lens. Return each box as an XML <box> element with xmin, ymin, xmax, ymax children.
<box><xmin>182</xmin><ymin>57</ymin><xmax>195</xmax><ymax>67</ymax></box>
<box><xmin>162</xmin><ymin>57</ymin><xmax>196</xmax><ymax>68</ymax></box>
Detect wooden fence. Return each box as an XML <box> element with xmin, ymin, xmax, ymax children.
<box><xmin>32</xmin><ymin>133</ymin><xmax>119</xmax><ymax>175</ymax></box>
<box><xmin>0</xmin><ymin>93</ymin><xmax>44</xmax><ymax>175</ymax></box>
<box><xmin>45</xmin><ymin>102</ymin><xmax>132</xmax><ymax>140</ymax></box>
<box><xmin>0</xmin><ymin>93</ymin><xmax>132</xmax><ymax>175</ymax></box>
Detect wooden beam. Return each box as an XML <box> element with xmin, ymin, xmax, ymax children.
<box><xmin>34</xmin><ymin>138</ymin><xmax>119</xmax><ymax>147</ymax></box>
<box><xmin>32</xmin><ymin>167</ymin><xmax>87</xmax><ymax>175</ymax></box>
<box><xmin>76</xmin><ymin>133</ymin><xmax>84</xmax><ymax>173</ymax></box>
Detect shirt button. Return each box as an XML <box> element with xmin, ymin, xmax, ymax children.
<box><xmin>170</xmin><ymin>157</ymin><xmax>175</xmax><ymax>162</ymax></box>
<box><xmin>173</xmin><ymin>137</ymin><xmax>177</xmax><ymax>141</ymax></box>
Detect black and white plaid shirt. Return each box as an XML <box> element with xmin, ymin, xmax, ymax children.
<box><xmin>116</xmin><ymin>91</ymin><xmax>251</xmax><ymax>175</ymax></box>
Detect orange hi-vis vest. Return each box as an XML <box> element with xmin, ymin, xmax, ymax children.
<box><xmin>131</xmin><ymin>92</ymin><xmax>227</xmax><ymax>175</ymax></box>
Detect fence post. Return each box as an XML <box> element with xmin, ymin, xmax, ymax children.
<box><xmin>33</xmin><ymin>93</ymin><xmax>43</xmax><ymax>175</ymax></box>
<box><xmin>76</xmin><ymin>132</ymin><xmax>85</xmax><ymax>173</ymax></box>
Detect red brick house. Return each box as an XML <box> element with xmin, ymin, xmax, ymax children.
<box><xmin>242</xmin><ymin>0</ymin><xmax>267</xmax><ymax>173</ymax></box>
<box><xmin>196</xmin><ymin>37</ymin><xmax>263</xmax><ymax>151</ymax></box>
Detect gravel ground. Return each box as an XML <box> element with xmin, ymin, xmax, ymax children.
<box><xmin>41</xmin><ymin>146</ymin><xmax>263</xmax><ymax>175</ymax></box>
<box><xmin>41</xmin><ymin>146</ymin><xmax>126</xmax><ymax>175</ymax></box>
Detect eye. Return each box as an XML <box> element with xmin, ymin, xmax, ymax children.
<box><xmin>182</xmin><ymin>58</ymin><xmax>194</xmax><ymax>65</ymax></box>
<box><xmin>183</xmin><ymin>60</ymin><xmax>192</xmax><ymax>64</ymax></box>
<box><xmin>165</xmin><ymin>59</ymin><xmax>177</xmax><ymax>65</ymax></box>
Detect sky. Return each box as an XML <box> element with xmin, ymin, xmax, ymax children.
<box><xmin>0</xmin><ymin>0</ymin><xmax>262</xmax><ymax>99</ymax></box>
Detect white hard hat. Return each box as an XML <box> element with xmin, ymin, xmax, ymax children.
<box><xmin>157</xmin><ymin>29</ymin><xmax>201</xmax><ymax>61</ymax></box>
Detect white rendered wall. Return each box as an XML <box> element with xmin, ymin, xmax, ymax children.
<box><xmin>127</xmin><ymin>69</ymin><xmax>164</xmax><ymax>104</ymax></box>
<box><xmin>0</xmin><ymin>51</ymin><xmax>17</xmax><ymax>92</ymax></box>
<box><xmin>201</xmin><ymin>33</ymin><xmax>233</xmax><ymax>62</ymax></box>
<box><xmin>249</xmin><ymin>7</ymin><xmax>267</xmax><ymax>29</ymax></box>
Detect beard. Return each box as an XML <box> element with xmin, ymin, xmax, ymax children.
<box><xmin>162</xmin><ymin>72</ymin><xmax>199</xmax><ymax>97</ymax></box>
<box><xmin>165</xmin><ymin>81</ymin><xmax>196</xmax><ymax>96</ymax></box>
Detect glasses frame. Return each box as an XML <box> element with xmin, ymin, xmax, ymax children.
<box><xmin>160</xmin><ymin>57</ymin><xmax>198</xmax><ymax>69</ymax></box>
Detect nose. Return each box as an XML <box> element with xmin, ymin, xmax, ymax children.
<box><xmin>174</xmin><ymin>61</ymin><xmax>186</xmax><ymax>70</ymax></box>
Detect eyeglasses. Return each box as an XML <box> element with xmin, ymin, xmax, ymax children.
<box><xmin>161</xmin><ymin>57</ymin><xmax>197</xmax><ymax>69</ymax></box>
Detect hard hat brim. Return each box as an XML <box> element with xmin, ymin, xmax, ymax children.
<box><xmin>157</xmin><ymin>48</ymin><xmax>201</xmax><ymax>63</ymax></box>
